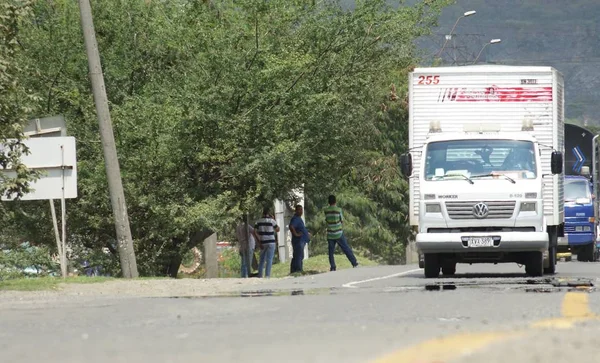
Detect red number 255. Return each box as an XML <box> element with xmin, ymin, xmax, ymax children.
<box><xmin>417</xmin><ymin>75</ymin><xmax>440</xmax><ymax>85</ymax></box>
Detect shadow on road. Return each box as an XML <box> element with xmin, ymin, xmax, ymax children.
<box><xmin>434</xmin><ymin>273</ymin><xmax>530</xmax><ymax>279</ymax></box>
<box><xmin>397</xmin><ymin>272</ymin><xmax>531</xmax><ymax>280</ymax></box>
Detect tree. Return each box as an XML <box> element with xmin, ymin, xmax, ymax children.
<box><xmin>4</xmin><ymin>0</ymin><xmax>450</xmax><ymax>276</ymax></box>
<box><xmin>0</xmin><ymin>0</ymin><xmax>39</xmax><ymax>199</ymax></box>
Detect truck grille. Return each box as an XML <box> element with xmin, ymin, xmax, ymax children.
<box><xmin>445</xmin><ymin>201</ymin><xmax>516</xmax><ymax>220</ymax></box>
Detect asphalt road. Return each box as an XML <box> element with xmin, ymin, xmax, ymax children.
<box><xmin>3</xmin><ymin>260</ymin><xmax>600</xmax><ymax>363</ymax></box>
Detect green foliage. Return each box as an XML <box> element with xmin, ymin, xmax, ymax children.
<box><xmin>218</xmin><ymin>248</ymin><xmax>241</xmax><ymax>278</ymax></box>
<box><xmin>0</xmin><ymin>0</ymin><xmax>40</xmax><ymax>198</ymax></box>
<box><xmin>306</xmin><ymin>72</ymin><xmax>414</xmax><ymax>264</ymax></box>
<box><xmin>0</xmin><ymin>241</ymin><xmax>59</xmax><ymax>280</ymax></box>
<box><xmin>2</xmin><ymin>0</ymin><xmax>450</xmax><ymax>275</ymax></box>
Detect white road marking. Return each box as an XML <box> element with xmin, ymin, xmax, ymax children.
<box><xmin>342</xmin><ymin>268</ymin><xmax>422</xmax><ymax>288</ymax></box>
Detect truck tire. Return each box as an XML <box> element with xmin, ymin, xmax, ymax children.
<box><xmin>525</xmin><ymin>251</ymin><xmax>543</xmax><ymax>277</ymax></box>
<box><xmin>424</xmin><ymin>254</ymin><xmax>440</xmax><ymax>278</ymax></box>
<box><xmin>442</xmin><ymin>263</ymin><xmax>456</xmax><ymax>276</ymax></box>
<box><xmin>544</xmin><ymin>229</ymin><xmax>558</xmax><ymax>274</ymax></box>
<box><xmin>578</xmin><ymin>243</ymin><xmax>595</xmax><ymax>262</ymax></box>
<box><xmin>544</xmin><ymin>246</ymin><xmax>557</xmax><ymax>274</ymax></box>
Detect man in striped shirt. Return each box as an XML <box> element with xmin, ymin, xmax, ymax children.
<box><xmin>253</xmin><ymin>208</ymin><xmax>280</xmax><ymax>278</ymax></box>
<box><xmin>324</xmin><ymin>195</ymin><xmax>358</xmax><ymax>271</ymax></box>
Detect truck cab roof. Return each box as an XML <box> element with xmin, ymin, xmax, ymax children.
<box><xmin>413</xmin><ymin>65</ymin><xmax>558</xmax><ymax>74</ymax></box>
<box><xmin>424</xmin><ymin>132</ymin><xmax>538</xmax><ymax>144</ymax></box>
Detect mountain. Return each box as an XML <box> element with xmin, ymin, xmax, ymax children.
<box><xmin>418</xmin><ymin>0</ymin><xmax>600</xmax><ymax>125</ymax></box>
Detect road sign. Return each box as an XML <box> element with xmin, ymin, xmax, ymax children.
<box><xmin>1</xmin><ymin>137</ymin><xmax>77</xmax><ymax>201</ymax></box>
<box><xmin>565</xmin><ymin>123</ymin><xmax>594</xmax><ymax>176</ymax></box>
<box><xmin>24</xmin><ymin>115</ymin><xmax>67</xmax><ymax>138</ymax></box>
<box><xmin>573</xmin><ymin>145</ymin><xmax>586</xmax><ymax>174</ymax></box>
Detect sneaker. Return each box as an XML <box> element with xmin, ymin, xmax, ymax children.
<box><xmin>330</xmin><ymin>267</ymin><xmax>336</xmax><ymax>272</ymax></box>
<box><xmin>353</xmin><ymin>263</ymin><xmax>359</xmax><ymax>268</ymax></box>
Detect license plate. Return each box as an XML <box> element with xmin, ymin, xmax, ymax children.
<box><xmin>466</xmin><ymin>237</ymin><xmax>494</xmax><ymax>248</ymax></box>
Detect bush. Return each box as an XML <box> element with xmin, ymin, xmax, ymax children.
<box><xmin>68</xmin><ymin>244</ymin><xmax>120</xmax><ymax>277</ymax></box>
<box><xmin>219</xmin><ymin>248</ymin><xmax>241</xmax><ymax>278</ymax></box>
<box><xmin>0</xmin><ymin>242</ymin><xmax>59</xmax><ymax>280</ymax></box>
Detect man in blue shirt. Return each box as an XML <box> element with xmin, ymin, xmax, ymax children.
<box><xmin>289</xmin><ymin>204</ymin><xmax>310</xmax><ymax>274</ymax></box>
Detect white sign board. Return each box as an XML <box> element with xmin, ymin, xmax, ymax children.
<box><xmin>24</xmin><ymin>115</ymin><xmax>67</xmax><ymax>138</ymax></box>
<box><xmin>1</xmin><ymin>137</ymin><xmax>77</xmax><ymax>201</ymax></box>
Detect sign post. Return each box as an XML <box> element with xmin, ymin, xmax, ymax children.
<box><xmin>1</xmin><ymin>136</ymin><xmax>77</xmax><ymax>278</ymax></box>
<box><xmin>25</xmin><ymin>116</ymin><xmax>70</xmax><ymax>277</ymax></box>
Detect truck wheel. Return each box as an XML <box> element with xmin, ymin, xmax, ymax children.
<box><xmin>442</xmin><ymin>263</ymin><xmax>456</xmax><ymax>276</ymax></box>
<box><xmin>543</xmin><ymin>246</ymin><xmax>556</xmax><ymax>274</ymax></box>
<box><xmin>525</xmin><ymin>251</ymin><xmax>543</xmax><ymax>277</ymax></box>
<box><xmin>424</xmin><ymin>254</ymin><xmax>440</xmax><ymax>278</ymax></box>
<box><xmin>578</xmin><ymin>244</ymin><xmax>594</xmax><ymax>262</ymax></box>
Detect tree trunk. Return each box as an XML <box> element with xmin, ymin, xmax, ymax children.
<box><xmin>164</xmin><ymin>255</ymin><xmax>183</xmax><ymax>278</ymax></box>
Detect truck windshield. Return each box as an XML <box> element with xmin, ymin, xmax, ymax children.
<box><xmin>424</xmin><ymin>139</ymin><xmax>537</xmax><ymax>181</ymax></box>
<box><xmin>565</xmin><ymin>179</ymin><xmax>591</xmax><ymax>202</ymax></box>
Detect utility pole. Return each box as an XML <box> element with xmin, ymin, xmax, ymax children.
<box><xmin>78</xmin><ymin>0</ymin><xmax>139</xmax><ymax>278</ymax></box>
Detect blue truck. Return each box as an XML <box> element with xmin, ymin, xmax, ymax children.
<box><xmin>559</xmin><ymin>123</ymin><xmax>599</xmax><ymax>261</ymax></box>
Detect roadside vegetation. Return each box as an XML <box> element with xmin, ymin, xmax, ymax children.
<box><xmin>0</xmin><ymin>0</ymin><xmax>451</xmax><ymax>279</ymax></box>
<box><xmin>0</xmin><ymin>276</ymin><xmax>113</xmax><ymax>291</ymax></box>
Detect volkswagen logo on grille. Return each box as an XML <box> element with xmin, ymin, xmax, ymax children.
<box><xmin>472</xmin><ymin>202</ymin><xmax>489</xmax><ymax>219</ymax></box>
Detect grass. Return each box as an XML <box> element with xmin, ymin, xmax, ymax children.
<box><xmin>0</xmin><ymin>276</ymin><xmax>165</xmax><ymax>291</ymax></box>
<box><xmin>269</xmin><ymin>253</ymin><xmax>379</xmax><ymax>278</ymax></box>
<box><xmin>0</xmin><ymin>276</ymin><xmax>114</xmax><ymax>291</ymax></box>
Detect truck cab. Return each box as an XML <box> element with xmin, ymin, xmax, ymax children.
<box><xmin>560</xmin><ymin>174</ymin><xmax>597</xmax><ymax>261</ymax></box>
<box><xmin>405</xmin><ymin>129</ymin><xmax>562</xmax><ymax>277</ymax></box>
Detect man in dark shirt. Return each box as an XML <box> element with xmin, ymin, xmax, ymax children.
<box><xmin>289</xmin><ymin>204</ymin><xmax>310</xmax><ymax>274</ymax></box>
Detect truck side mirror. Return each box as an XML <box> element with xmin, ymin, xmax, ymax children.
<box><xmin>551</xmin><ymin>151</ymin><xmax>563</xmax><ymax>175</ymax></box>
<box><xmin>400</xmin><ymin>153</ymin><xmax>412</xmax><ymax>177</ymax></box>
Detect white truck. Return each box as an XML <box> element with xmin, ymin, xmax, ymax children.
<box><xmin>401</xmin><ymin>65</ymin><xmax>565</xmax><ymax>278</ymax></box>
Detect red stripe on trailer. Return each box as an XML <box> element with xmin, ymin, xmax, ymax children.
<box><xmin>438</xmin><ymin>86</ymin><xmax>553</xmax><ymax>103</ymax></box>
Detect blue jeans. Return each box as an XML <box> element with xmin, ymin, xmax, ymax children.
<box><xmin>258</xmin><ymin>243</ymin><xmax>276</xmax><ymax>278</ymax></box>
<box><xmin>290</xmin><ymin>240</ymin><xmax>306</xmax><ymax>274</ymax></box>
<box><xmin>240</xmin><ymin>248</ymin><xmax>254</xmax><ymax>278</ymax></box>
<box><xmin>328</xmin><ymin>233</ymin><xmax>357</xmax><ymax>270</ymax></box>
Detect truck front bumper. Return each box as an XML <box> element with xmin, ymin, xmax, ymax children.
<box><xmin>559</xmin><ymin>233</ymin><xmax>594</xmax><ymax>246</ymax></box>
<box><xmin>416</xmin><ymin>232</ymin><xmax>548</xmax><ymax>254</ymax></box>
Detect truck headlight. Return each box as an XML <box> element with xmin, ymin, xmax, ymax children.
<box><xmin>584</xmin><ymin>226</ymin><xmax>592</xmax><ymax>232</ymax></box>
<box><xmin>425</xmin><ymin>203</ymin><xmax>442</xmax><ymax>213</ymax></box>
<box><xmin>520</xmin><ymin>202</ymin><xmax>536</xmax><ymax>212</ymax></box>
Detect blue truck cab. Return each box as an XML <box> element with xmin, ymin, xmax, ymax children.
<box><xmin>560</xmin><ymin>175</ymin><xmax>598</xmax><ymax>261</ymax></box>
